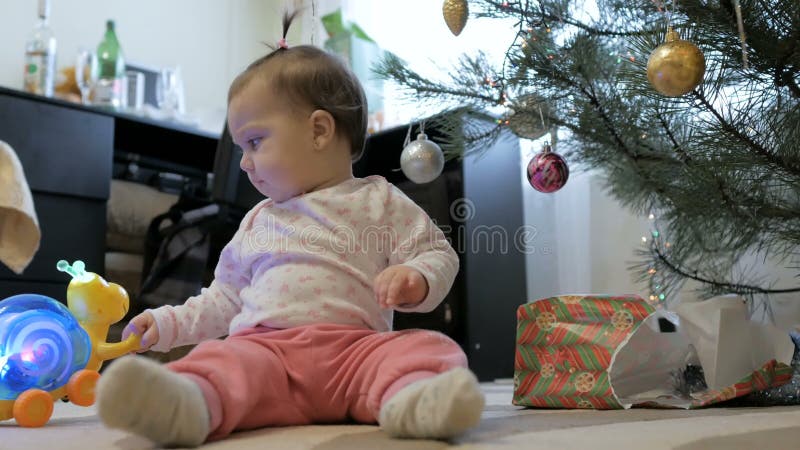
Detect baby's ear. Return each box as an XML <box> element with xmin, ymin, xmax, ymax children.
<box><xmin>309</xmin><ymin>109</ymin><xmax>336</xmax><ymax>150</ymax></box>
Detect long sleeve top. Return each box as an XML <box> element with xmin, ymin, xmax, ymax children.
<box><xmin>148</xmin><ymin>175</ymin><xmax>459</xmax><ymax>352</ymax></box>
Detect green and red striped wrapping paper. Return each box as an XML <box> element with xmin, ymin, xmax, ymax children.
<box><xmin>513</xmin><ymin>295</ymin><xmax>793</xmax><ymax>410</ymax></box>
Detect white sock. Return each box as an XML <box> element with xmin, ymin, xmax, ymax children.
<box><xmin>379</xmin><ymin>367</ymin><xmax>485</xmax><ymax>439</ymax></box>
<box><xmin>97</xmin><ymin>355</ymin><xmax>210</xmax><ymax>448</ymax></box>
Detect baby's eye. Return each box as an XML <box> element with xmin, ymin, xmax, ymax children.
<box><xmin>247</xmin><ymin>137</ymin><xmax>263</xmax><ymax>150</ymax></box>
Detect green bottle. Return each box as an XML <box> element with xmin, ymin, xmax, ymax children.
<box><xmin>92</xmin><ymin>20</ymin><xmax>126</xmax><ymax>107</ymax></box>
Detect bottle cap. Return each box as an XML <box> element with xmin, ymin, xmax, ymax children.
<box><xmin>38</xmin><ymin>0</ymin><xmax>50</xmax><ymax>19</ymax></box>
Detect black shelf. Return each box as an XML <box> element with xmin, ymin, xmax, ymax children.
<box><xmin>0</xmin><ymin>86</ymin><xmax>220</xmax><ymax>175</ymax></box>
<box><xmin>0</xmin><ymin>85</ymin><xmax>219</xmax><ymax>140</ymax></box>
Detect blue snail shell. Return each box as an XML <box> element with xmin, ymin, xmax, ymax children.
<box><xmin>0</xmin><ymin>294</ymin><xmax>91</xmax><ymax>400</ymax></box>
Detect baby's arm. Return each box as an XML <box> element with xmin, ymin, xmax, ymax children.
<box><xmin>380</xmin><ymin>186</ymin><xmax>459</xmax><ymax>313</ymax></box>
<box><xmin>143</xmin><ymin>227</ymin><xmax>250</xmax><ymax>352</ymax></box>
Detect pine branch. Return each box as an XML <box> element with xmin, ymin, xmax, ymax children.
<box><xmin>476</xmin><ymin>0</ymin><xmax>654</xmax><ymax>37</ymax></box>
<box><xmin>373</xmin><ymin>53</ymin><xmax>502</xmax><ymax>105</ymax></box>
<box><xmin>653</xmin><ymin>247</ymin><xmax>800</xmax><ymax>295</ymax></box>
<box><xmin>775</xmin><ymin>40</ymin><xmax>800</xmax><ymax>98</ymax></box>
<box><xmin>691</xmin><ymin>90</ymin><xmax>800</xmax><ymax>176</ymax></box>
<box><xmin>656</xmin><ymin>113</ymin><xmax>692</xmax><ymax>163</ymax></box>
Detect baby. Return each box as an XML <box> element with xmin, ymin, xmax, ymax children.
<box><xmin>96</xmin><ymin>12</ymin><xmax>484</xmax><ymax>448</ymax></box>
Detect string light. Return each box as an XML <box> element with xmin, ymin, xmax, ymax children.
<box><xmin>607</xmin><ymin>50</ymin><xmax>638</xmax><ymax>64</ymax></box>
<box><xmin>642</xmin><ymin>211</ymin><xmax>673</xmax><ymax>306</ymax></box>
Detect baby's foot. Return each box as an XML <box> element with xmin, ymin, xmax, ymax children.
<box><xmin>379</xmin><ymin>367</ymin><xmax>484</xmax><ymax>439</ymax></box>
<box><xmin>97</xmin><ymin>355</ymin><xmax>209</xmax><ymax>448</ymax></box>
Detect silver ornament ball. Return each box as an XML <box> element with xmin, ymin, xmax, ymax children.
<box><xmin>400</xmin><ymin>133</ymin><xmax>444</xmax><ymax>184</ymax></box>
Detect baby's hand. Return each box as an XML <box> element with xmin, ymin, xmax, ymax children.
<box><xmin>121</xmin><ymin>311</ymin><xmax>160</xmax><ymax>353</ymax></box>
<box><xmin>374</xmin><ymin>265</ymin><xmax>429</xmax><ymax>309</ymax></box>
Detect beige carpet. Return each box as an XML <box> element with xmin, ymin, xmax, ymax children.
<box><xmin>2</xmin><ymin>382</ymin><xmax>800</xmax><ymax>450</ymax></box>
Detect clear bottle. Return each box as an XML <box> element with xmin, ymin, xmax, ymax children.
<box><xmin>23</xmin><ymin>0</ymin><xmax>57</xmax><ymax>97</ymax></box>
<box><xmin>92</xmin><ymin>20</ymin><xmax>126</xmax><ymax>108</ymax></box>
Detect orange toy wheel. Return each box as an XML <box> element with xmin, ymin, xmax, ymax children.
<box><xmin>67</xmin><ymin>369</ymin><xmax>101</xmax><ymax>406</ymax></box>
<box><xmin>13</xmin><ymin>389</ymin><xmax>54</xmax><ymax>427</ymax></box>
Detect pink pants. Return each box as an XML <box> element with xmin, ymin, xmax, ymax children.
<box><xmin>166</xmin><ymin>323</ymin><xmax>467</xmax><ymax>441</ymax></box>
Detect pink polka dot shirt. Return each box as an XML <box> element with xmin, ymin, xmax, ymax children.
<box><xmin>148</xmin><ymin>176</ymin><xmax>459</xmax><ymax>352</ymax></box>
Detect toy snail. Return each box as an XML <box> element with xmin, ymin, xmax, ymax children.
<box><xmin>0</xmin><ymin>260</ymin><xmax>141</xmax><ymax>427</ymax></box>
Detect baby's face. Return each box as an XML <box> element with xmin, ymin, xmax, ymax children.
<box><xmin>228</xmin><ymin>79</ymin><xmax>319</xmax><ymax>202</ymax></box>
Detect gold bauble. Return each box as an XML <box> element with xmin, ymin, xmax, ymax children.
<box><xmin>443</xmin><ymin>0</ymin><xmax>469</xmax><ymax>36</ymax></box>
<box><xmin>646</xmin><ymin>28</ymin><xmax>706</xmax><ymax>97</ymax></box>
<box><xmin>507</xmin><ymin>94</ymin><xmax>551</xmax><ymax>140</ymax></box>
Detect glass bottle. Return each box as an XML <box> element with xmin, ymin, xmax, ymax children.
<box><xmin>23</xmin><ymin>0</ymin><xmax>57</xmax><ymax>97</ymax></box>
<box><xmin>92</xmin><ymin>20</ymin><xmax>126</xmax><ymax>108</ymax></box>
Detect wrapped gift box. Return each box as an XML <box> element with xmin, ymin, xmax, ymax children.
<box><xmin>513</xmin><ymin>294</ymin><xmax>793</xmax><ymax>410</ymax></box>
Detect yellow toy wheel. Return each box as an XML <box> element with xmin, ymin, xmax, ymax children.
<box><xmin>13</xmin><ymin>389</ymin><xmax>54</xmax><ymax>427</ymax></box>
<box><xmin>67</xmin><ymin>369</ymin><xmax>101</xmax><ymax>406</ymax></box>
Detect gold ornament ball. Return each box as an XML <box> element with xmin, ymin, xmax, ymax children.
<box><xmin>647</xmin><ymin>28</ymin><xmax>706</xmax><ymax>97</ymax></box>
<box><xmin>443</xmin><ymin>0</ymin><xmax>469</xmax><ymax>36</ymax></box>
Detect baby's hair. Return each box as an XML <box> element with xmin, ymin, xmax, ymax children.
<box><xmin>228</xmin><ymin>10</ymin><xmax>368</xmax><ymax>162</ymax></box>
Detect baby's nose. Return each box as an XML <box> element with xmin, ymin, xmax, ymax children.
<box><xmin>240</xmin><ymin>153</ymin><xmax>253</xmax><ymax>172</ymax></box>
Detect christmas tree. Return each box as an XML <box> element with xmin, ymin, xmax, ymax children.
<box><xmin>377</xmin><ymin>0</ymin><xmax>800</xmax><ymax>314</ymax></box>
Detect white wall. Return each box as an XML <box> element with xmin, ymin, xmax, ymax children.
<box><xmin>340</xmin><ymin>0</ymin><xmax>517</xmax><ymax>129</ymax></box>
<box><xmin>0</xmin><ymin>0</ymin><xmax>324</xmax><ymax>133</ymax></box>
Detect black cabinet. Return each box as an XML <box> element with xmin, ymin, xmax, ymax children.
<box><xmin>461</xmin><ymin>131</ymin><xmax>528</xmax><ymax>382</ymax></box>
<box><xmin>0</xmin><ymin>92</ymin><xmax>113</xmax><ymax>292</ymax></box>
<box><xmin>0</xmin><ymin>86</ymin><xmax>218</xmax><ymax>302</ymax></box>
<box><xmin>356</xmin><ymin>120</ymin><xmax>527</xmax><ymax>381</ymax></box>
